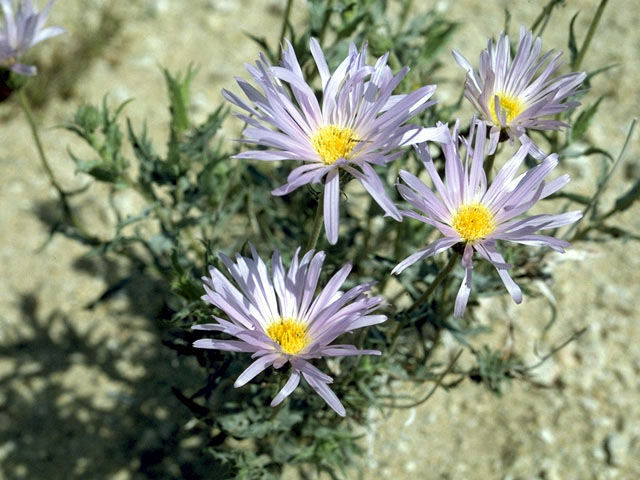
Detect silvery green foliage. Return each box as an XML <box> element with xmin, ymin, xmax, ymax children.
<box><xmin>46</xmin><ymin>0</ymin><xmax>638</xmax><ymax>478</ymax></box>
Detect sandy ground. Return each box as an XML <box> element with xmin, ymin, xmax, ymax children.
<box><xmin>0</xmin><ymin>0</ymin><xmax>639</xmax><ymax>479</ymax></box>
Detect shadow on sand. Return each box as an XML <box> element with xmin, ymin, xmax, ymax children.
<box><xmin>0</xmin><ymin>288</ymin><xmax>225</xmax><ymax>479</ymax></box>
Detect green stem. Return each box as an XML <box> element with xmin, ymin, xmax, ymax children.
<box><xmin>279</xmin><ymin>0</ymin><xmax>294</xmax><ymax>46</ymax></box>
<box><xmin>305</xmin><ymin>191</ymin><xmax>324</xmax><ymax>251</ymax></box>
<box><xmin>380</xmin><ymin>220</ymin><xmax>406</xmax><ymax>295</ymax></box>
<box><xmin>530</xmin><ymin>0</ymin><xmax>563</xmax><ymax>36</ymax></box>
<box><xmin>484</xmin><ymin>152</ymin><xmax>497</xmax><ymax>180</ymax></box>
<box><xmin>18</xmin><ymin>89</ymin><xmax>96</xmax><ymax>241</ymax></box>
<box><xmin>317</xmin><ymin>0</ymin><xmax>333</xmax><ymax>45</ymax></box>
<box><xmin>386</xmin><ymin>349</ymin><xmax>463</xmax><ymax>409</ymax></box>
<box><xmin>407</xmin><ymin>252</ymin><xmax>459</xmax><ymax>315</ymax></box>
<box><xmin>387</xmin><ymin>252</ymin><xmax>459</xmax><ymax>356</ymax></box>
<box><xmin>574</xmin><ymin>0</ymin><xmax>609</xmax><ymax>71</ymax></box>
<box><xmin>566</xmin><ymin>117</ymin><xmax>637</xmax><ymax>241</ymax></box>
<box><xmin>19</xmin><ymin>90</ymin><xmax>66</xmax><ymax>199</ymax></box>
<box><xmin>399</xmin><ymin>0</ymin><xmax>414</xmax><ymax>29</ymax></box>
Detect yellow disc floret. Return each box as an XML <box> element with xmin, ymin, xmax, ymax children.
<box><xmin>311</xmin><ymin>125</ymin><xmax>359</xmax><ymax>165</ymax></box>
<box><xmin>452</xmin><ymin>203</ymin><xmax>496</xmax><ymax>243</ymax></box>
<box><xmin>266</xmin><ymin>318</ymin><xmax>309</xmax><ymax>355</ymax></box>
<box><xmin>488</xmin><ymin>92</ymin><xmax>525</xmax><ymax>125</ymax></box>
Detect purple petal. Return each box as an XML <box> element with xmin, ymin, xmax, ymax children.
<box><xmin>193</xmin><ymin>339</ymin><xmax>259</xmax><ymax>352</ymax></box>
<box><xmin>344</xmin><ymin>164</ymin><xmax>401</xmax><ymax>221</ymax></box>
<box><xmin>296</xmin><ymin>359</ymin><xmax>345</xmax><ymax>416</ymax></box>
<box><xmin>397</xmin><ymin>170</ymin><xmax>452</xmax><ymax>222</ymax></box>
<box><xmin>234</xmin><ymin>353</ymin><xmax>280</xmax><ymax>388</ymax></box>
<box><xmin>324</xmin><ymin>169</ymin><xmax>340</xmax><ymax>245</ymax></box>
<box><xmin>476</xmin><ymin>243</ymin><xmax>522</xmax><ymax>303</ymax></box>
<box><xmin>399</xmin><ymin>124</ymin><xmax>451</xmax><ymax>145</ymax></box>
<box><xmin>320</xmin><ymin>345</ymin><xmax>381</xmax><ymax>357</ymax></box>
<box><xmin>392</xmin><ymin>237</ymin><xmax>459</xmax><ymax>275</ymax></box>
<box><xmin>272</xmin><ymin>163</ymin><xmax>327</xmax><ymax>196</ymax></box>
<box><xmin>454</xmin><ymin>267</ymin><xmax>472</xmax><ymax>317</ymax></box>
<box><xmin>310</xmin><ymin>38</ymin><xmax>331</xmax><ymax>89</ymax></box>
<box><xmin>270</xmin><ymin>370</ymin><xmax>301</xmax><ymax>407</ymax></box>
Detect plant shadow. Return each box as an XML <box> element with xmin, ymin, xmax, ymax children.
<box><xmin>0</xmin><ymin>291</ymin><xmax>223</xmax><ymax>479</ymax></box>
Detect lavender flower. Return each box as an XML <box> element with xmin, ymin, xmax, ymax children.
<box><xmin>192</xmin><ymin>246</ymin><xmax>386</xmax><ymax>416</ymax></box>
<box><xmin>392</xmin><ymin>120</ymin><xmax>582</xmax><ymax>317</ymax></box>
<box><xmin>224</xmin><ymin>38</ymin><xmax>447</xmax><ymax>244</ymax></box>
<box><xmin>0</xmin><ymin>0</ymin><xmax>64</xmax><ymax>75</ymax></box>
<box><xmin>452</xmin><ymin>26</ymin><xmax>585</xmax><ymax>158</ymax></box>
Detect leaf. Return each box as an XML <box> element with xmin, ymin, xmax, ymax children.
<box><xmin>548</xmin><ymin>191</ymin><xmax>592</xmax><ymax>205</ymax></box>
<box><xmin>308</xmin><ymin>0</ymin><xmax>330</xmax><ymax>34</ymax></box>
<box><xmin>579</xmin><ymin>147</ymin><xmax>615</xmax><ymax>163</ymax></box>
<box><xmin>585</xmin><ymin>63</ymin><xmax>618</xmax><ymax>83</ymax></box>
<box><xmin>595</xmin><ymin>225</ymin><xmax>640</xmax><ymax>241</ymax></box>
<box><xmin>568</xmin><ymin>12</ymin><xmax>579</xmax><ymax>69</ymax></box>
<box><xmin>570</xmin><ymin>96</ymin><xmax>603</xmax><ymax>142</ymax></box>
<box><xmin>163</xmin><ymin>64</ymin><xmax>197</xmax><ymax>137</ymax></box>
<box><xmin>609</xmin><ymin>178</ymin><xmax>640</xmax><ymax>216</ymax></box>
<box><xmin>243</xmin><ymin>31</ymin><xmax>276</xmax><ymax>63</ymax></box>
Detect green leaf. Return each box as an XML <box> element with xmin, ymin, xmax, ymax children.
<box><xmin>570</xmin><ymin>96</ymin><xmax>603</xmax><ymax>142</ymax></box>
<box><xmin>585</xmin><ymin>63</ymin><xmax>618</xmax><ymax>84</ymax></box>
<box><xmin>609</xmin><ymin>178</ymin><xmax>640</xmax><ymax>216</ymax></box>
<box><xmin>163</xmin><ymin>64</ymin><xmax>197</xmax><ymax>137</ymax></box>
<box><xmin>243</xmin><ymin>32</ymin><xmax>276</xmax><ymax>63</ymax></box>
<box><xmin>308</xmin><ymin>0</ymin><xmax>330</xmax><ymax>34</ymax></box>
<box><xmin>568</xmin><ymin>12</ymin><xmax>579</xmax><ymax>68</ymax></box>
<box><xmin>549</xmin><ymin>191</ymin><xmax>592</xmax><ymax>205</ymax></box>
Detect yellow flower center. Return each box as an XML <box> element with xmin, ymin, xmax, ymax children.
<box><xmin>2</xmin><ymin>56</ymin><xmax>16</xmax><ymax>67</ymax></box>
<box><xmin>311</xmin><ymin>125</ymin><xmax>359</xmax><ymax>165</ymax></box>
<box><xmin>488</xmin><ymin>92</ymin><xmax>525</xmax><ymax>125</ymax></box>
<box><xmin>452</xmin><ymin>203</ymin><xmax>496</xmax><ymax>243</ymax></box>
<box><xmin>266</xmin><ymin>318</ymin><xmax>309</xmax><ymax>355</ymax></box>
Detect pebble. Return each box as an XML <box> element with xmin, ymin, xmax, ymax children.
<box><xmin>603</xmin><ymin>433</ymin><xmax>629</xmax><ymax>467</ymax></box>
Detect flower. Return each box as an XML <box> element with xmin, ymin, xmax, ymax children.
<box><xmin>223</xmin><ymin>38</ymin><xmax>448</xmax><ymax>244</ymax></box>
<box><xmin>392</xmin><ymin>120</ymin><xmax>582</xmax><ymax>317</ymax></box>
<box><xmin>192</xmin><ymin>246</ymin><xmax>386</xmax><ymax>416</ymax></box>
<box><xmin>0</xmin><ymin>0</ymin><xmax>65</xmax><ymax>76</ymax></box>
<box><xmin>452</xmin><ymin>26</ymin><xmax>585</xmax><ymax>158</ymax></box>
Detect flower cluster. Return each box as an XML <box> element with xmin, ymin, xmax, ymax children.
<box><xmin>392</xmin><ymin>119</ymin><xmax>582</xmax><ymax>317</ymax></box>
<box><xmin>192</xmin><ymin>246</ymin><xmax>386</xmax><ymax>416</ymax></box>
<box><xmin>453</xmin><ymin>26</ymin><xmax>585</xmax><ymax>158</ymax></box>
<box><xmin>0</xmin><ymin>0</ymin><xmax>64</xmax><ymax>75</ymax></box>
<box><xmin>194</xmin><ymin>31</ymin><xmax>584</xmax><ymax>413</ymax></box>
<box><xmin>224</xmin><ymin>38</ymin><xmax>448</xmax><ymax>244</ymax></box>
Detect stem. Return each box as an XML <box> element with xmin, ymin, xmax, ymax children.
<box><xmin>407</xmin><ymin>252</ymin><xmax>459</xmax><ymax>315</ymax></box>
<box><xmin>530</xmin><ymin>0</ymin><xmax>563</xmax><ymax>36</ymax></box>
<box><xmin>317</xmin><ymin>0</ymin><xmax>333</xmax><ymax>45</ymax></box>
<box><xmin>484</xmin><ymin>152</ymin><xmax>497</xmax><ymax>180</ymax></box>
<box><xmin>565</xmin><ymin>117</ymin><xmax>637</xmax><ymax>241</ymax></box>
<box><xmin>18</xmin><ymin>89</ymin><xmax>96</xmax><ymax>241</ymax></box>
<box><xmin>354</xmin><ymin>195</ymin><xmax>378</xmax><ymax>265</ymax></box>
<box><xmin>305</xmin><ymin>191</ymin><xmax>324</xmax><ymax>251</ymax></box>
<box><xmin>380</xmin><ymin>220</ymin><xmax>406</xmax><ymax>295</ymax></box>
<box><xmin>399</xmin><ymin>0</ymin><xmax>414</xmax><ymax>29</ymax></box>
<box><xmin>279</xmin><ymin>0</ymin><xmax>294</xmax><ymax>46</ymax></box>
<box><xmin>386</xmin><ymin>349</ymin><xmax>463</xmax><ymax>409</ymax></box>
<box><xmin>19</xmin><ymin>90</ymin><xmax>66</xmax><ymax>199</ymax></box>
<box><xmin>574</xmin><ymin>0</ymin><xmax>609</xmax><ymax>71</ymax></box>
